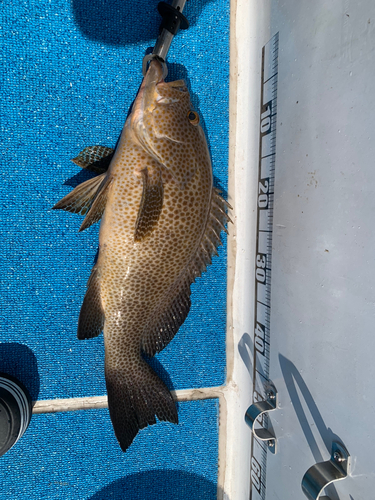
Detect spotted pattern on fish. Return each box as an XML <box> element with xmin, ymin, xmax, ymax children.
<box><xmin>53</xmin><ymin>60</ymin><xmax>232</xmax><ymax>451</ymax></box>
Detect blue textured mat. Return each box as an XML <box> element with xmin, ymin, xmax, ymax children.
<box><xmin>1</xmin><ymin>0</ymin><xmax>229</xmax><ymax>401</ymax></box>
<box><xmin>1</xmin><ymin>0</ymin><xmax>228</xmax><ymax>497</ymax></box>
<box><xmin>0</xmin><ymin>400</ymin><xmax>220</xmax><ymax>500</ymax></box>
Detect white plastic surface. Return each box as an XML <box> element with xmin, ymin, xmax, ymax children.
<box><xmin>226</xmin><ymin>0</ymin><xmax>375</xmax><ymax>499</ymax></box>
<box><xmin>267</xmin><ymin>1</ymin><xmax>375</xmax><ymax>498</ymax></box>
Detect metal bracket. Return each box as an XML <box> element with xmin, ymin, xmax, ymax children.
<box><xmin>301</xmin><ymin>442</ymin><xmax>351</xmax><ymax>500</ymax></box>
<box><xmin>245</xmin><ymin>383</ymin><xmax>278</xmax><ymax>454</ymax></box>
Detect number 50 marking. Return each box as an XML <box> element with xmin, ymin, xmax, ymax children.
<box><xmin>251</xmin><ymin>456</ymin><xmax>262</xmax><ymax>493</ymax></box>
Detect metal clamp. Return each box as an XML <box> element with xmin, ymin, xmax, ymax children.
<box><xmin>245</xmin><ymin>383</ymin><xmax>278</xmax><ymax>454</ymax></box>
<box><xmin>301</xmin><ymin>442</ymin><xmax>351</xmax><ymax>500</ymax></box>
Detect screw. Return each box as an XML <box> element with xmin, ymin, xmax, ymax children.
<box><xmin>333</xmin><ymin>451</ymin><xmax>343</xmax><ymax>463</ymax></box>
<box><xmin>268</xmin><ymin>391</ymin><xmax>275</xmax><ymax>400</ymax></box>
<box><xmin>268</xmin><ymin>440</ymin><xmax>274</xmax><ymax>448</ymax></box>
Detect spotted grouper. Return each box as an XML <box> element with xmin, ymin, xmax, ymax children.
<box><xmin>53</xmin><ymin>59</ymin><xmax>231</xmax><ymax>451</ymax></box>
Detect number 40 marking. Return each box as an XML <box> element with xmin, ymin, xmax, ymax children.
<box><xmin>255</xmin><ymin>323</ymin><xmax>265</xmax><ymax>355</ymax></box>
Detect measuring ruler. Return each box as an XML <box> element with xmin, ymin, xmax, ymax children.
<box><xmin>249</xmin><ymin>32</ymin><xmax>279</xmax><ymax>500</ymax></box>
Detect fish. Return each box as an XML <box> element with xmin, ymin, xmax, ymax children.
<box><xmin>53</xmin><ymin>59</ymin><xmax>232</xmax><ymax>451</ymax></box>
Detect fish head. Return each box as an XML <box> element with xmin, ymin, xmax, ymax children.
<box><xmin>130</xmin><ymin>59</ymin><xmax>209</xmax><ymax>189</ymax></box>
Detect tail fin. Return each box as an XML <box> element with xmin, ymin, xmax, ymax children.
<box><xmin>105</xmin><ymin>359</ymin><xmax>178</xmax><ymax>451</ymax></box>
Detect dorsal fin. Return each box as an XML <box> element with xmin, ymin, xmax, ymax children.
<box><xmin>189</xmin><ymin>188</ymin><xmax>232</xmax><ymax>283</ymax></box>
<box><xmin>142</xmin><ymin>278</ymin><xmax>191</xmax><ymax>356</ymax></box>
<box><xmin>72</xmin><ymin>145</ymin><xmax>115</xmax><ymax>174</ymax></box>
<box><xmin>141</xmin><ymin>187</ymin><xmax>232</xmax><ymax>356</ymax></box>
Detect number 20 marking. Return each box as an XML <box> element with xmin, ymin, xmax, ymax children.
<box><xmin>258</xmin><ymin>180</ymin><xmax>269</xmax><ymax>208</ymax></box>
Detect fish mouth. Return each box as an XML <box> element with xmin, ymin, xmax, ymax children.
<box><xmin>156</xmin><ymin>79</ymin><xmax>188</xmax><ymax>91</ymax></box>
<box><xmin>163</xmin><ymin>80</ymin><xmax>187</xmax><ymax>89</ymax></box>
<box><xmin>154</xmin><ymin>80</ymin><xmax>189</xmax><ymax>105</ymax></box>
<box><xmin>138</xmin><ymin>62</ymin><xmax>188</xmax><ymax>109</ymax></box>
<box><xmin>130</xmin><ymin>61</ymin><xmax>189</xmax><ymax>151</ymax></box>
<box><xmin>130</xmin><ymin>60</ymin><xmax>164</xmax><ymax>129</ymax></box>
<box><xmin>132</xmin><ymin>61</ymin><xmax>189</xmax><ymax>120</ymax></box>
<box><xmin>144</xmin><ymin>59</ymin><xmax>165</xmax><ymax>87</ymax></box>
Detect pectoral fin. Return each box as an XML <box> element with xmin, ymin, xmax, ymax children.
<box><xmin>134</xmin><ymin>168</ymin><xmax>163</xmax><ymax>242</ymax></box>
<box><xmin>72</xmin><ymin>145</ymin><xmax>115</xmax><ymax>174</ymax></box>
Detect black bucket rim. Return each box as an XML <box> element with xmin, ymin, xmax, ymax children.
<box><xmin>0</xmin><ymin>373</ymin><xmax>32</xmax><ymax>456</ymax></box>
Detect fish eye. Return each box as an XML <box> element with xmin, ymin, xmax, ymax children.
<box><xmin>188</xmin><ymin>111</ymin><xmax>199</xmax><ymax>125</ymax></box>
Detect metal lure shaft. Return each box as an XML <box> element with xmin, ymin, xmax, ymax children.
<box><xmin>143</xmin><ymin>0</ymin><xmax>189</xmax><ymax>75</ymax></box>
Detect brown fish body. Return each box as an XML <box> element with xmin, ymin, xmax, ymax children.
<box><xmin>53</xmin><ymin>60</ymin><xmax>231</xmax><ymax>450</ymax></box>
<box><xmin>100</xmin><ymin>139</ymin><xmax>212</xmax><ymax>355</ymax></box>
